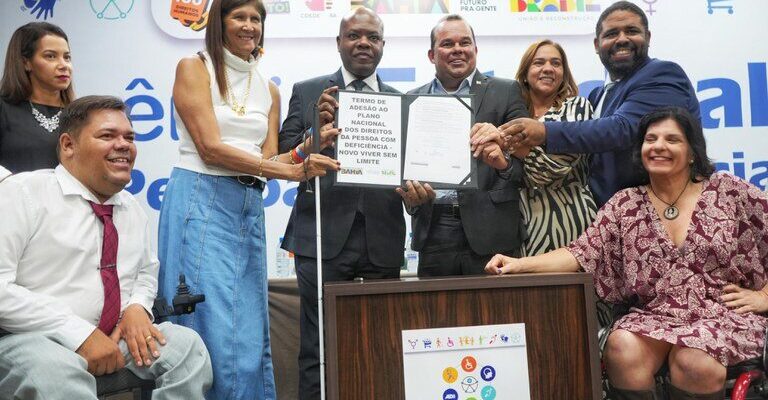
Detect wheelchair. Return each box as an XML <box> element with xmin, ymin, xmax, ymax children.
<box><xmin>96</xmin><ymin>274</ymin><xmax>205</xmax><ymax>400</ymax></box>
<box><xmin>598</xmin><ymin>301</ymin><xmax>768</xmax><ymax>400</ymax></box>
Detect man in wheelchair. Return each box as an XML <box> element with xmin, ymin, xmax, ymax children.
<box><xmin>0</xmin><ymin>96</ymin><xmax>212</xmax><ymax>399</ymax></box>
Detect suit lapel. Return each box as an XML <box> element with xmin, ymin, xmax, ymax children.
<box><xmin>328</xmin><ymin>68</ymin><xmax>344</xmax><ymax>89</ymax></box>
<box><xmin>471</xmin><ymin>70</ymin><xmax>489</xmax><ymax>113</ymax></box>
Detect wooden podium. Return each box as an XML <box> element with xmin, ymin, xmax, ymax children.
<box><xmin>324</xmin><ymin>273</ymin><xmax>601</xmax><ymax>400</ymax></box>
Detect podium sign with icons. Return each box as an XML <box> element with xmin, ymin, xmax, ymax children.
<box><xmin>402</xmin><ymin>323</ymin><xmax>530</xmax><ymax>400</ymax></box>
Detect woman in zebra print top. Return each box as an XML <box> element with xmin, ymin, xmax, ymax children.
<box><xmin>514</xmin><ymin>40</ymin><xmax>597</xmax><ymax>256</ymax></box>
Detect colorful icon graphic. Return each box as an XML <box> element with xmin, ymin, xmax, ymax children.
<box><xmin>90</xmin><ymin>0</ymin><xmax>135</xmax><ymax>19</ymax></box>
<box><xmin>170</xmin><ymin>0</ymin><xmax>211</xmax><ymax>31</ymax></box>
<box><xmin>480</xmin><ymin>365</ymin><xmax>496</xmax><ymax>381</ymax></box>
<box><xmin>305</xmin><ymin>0</ymin><xmax>333</xmax><ymax>11</ymax></box>
<box><xmin>442</xmin><ymin>388</ymin><xmax>459</xmax><ymax>400</ymax></box>
<box><xmin>442</xmin><ymin>367</ymin><xmax>458</xmax><ymax>384</ymax></box>
<box><xmin>22</xmin><ymin>0</ymin><xmax>58</xmax><ymax>20</ymax></box>
<box><xmin>481</xmin><ymin>385</ymin><xmax>497</xmax><ymax>400</ymax></box>
<box><xmin>461</xmin><ymin>356</ymin><xmax>477</xmax><ymax>372</ymax></box>
<box><xmin>461</xmin><ymin>376</ymin><xmax>479</xmax><ymax>393</ymax></box>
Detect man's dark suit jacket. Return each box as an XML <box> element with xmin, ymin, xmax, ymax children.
<box><xmin>545</xmin><ymin>58</ymin><xmax>700</xmax><ymax>206</ymax></box>
<box><xmin>408</xmin><ymin>71</ymin><xmax>528</xmax><ymax>256</ymax></box>
<box><xmin>278</xmin><ymin>69</ymin><xmax>405</xmax><ymax>267</ymax></box>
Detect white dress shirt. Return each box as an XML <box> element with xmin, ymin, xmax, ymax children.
<box><xmin>341</xmin><ymin>67</ymin><xmax>380</xmax><ymax>92</ymax></box>
<box><xmin>0</xmin><ymin>165</ymin><xmax>159</xmax><ymax>350</ymax></box>
<box><xmin>0</xmin><ymin>165</ymin><xmax>10</xmax><ymax>182</ymax></box>
<box><xmin>593</xmin><ymin>77</ymin><xmax>619</xmax><ymax>119</ymax></box>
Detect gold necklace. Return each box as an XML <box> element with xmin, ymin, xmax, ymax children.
<box><xmin>224</xmin><ymin>67</ymin><xmax>252</xmax><ymax>117</ymax></box>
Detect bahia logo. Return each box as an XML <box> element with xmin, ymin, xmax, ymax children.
<box><xmin>21</xmin><ymin>0</ymin><xmax>58</xmax><ymax>20</ymax></box>
<box><xmin>89</xmin><ymin>0</ymin><xmax>135</xmax><ymax>20</ymax></box>
<box><xmin>510</xmin><ymin>0</ymin><xmax>602</xmax><ymax>12</ymax></box>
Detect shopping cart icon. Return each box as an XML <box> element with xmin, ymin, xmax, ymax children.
<box><xmin>707</xmin><ymin>0</ymin><xmax>734</xmax><ymax>14</ymax></box>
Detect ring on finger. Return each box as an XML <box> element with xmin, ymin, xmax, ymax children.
<box><xmin>145</xmin><ymin>335</ymin><xmax>153</xmax><ymax>342</ymax></box>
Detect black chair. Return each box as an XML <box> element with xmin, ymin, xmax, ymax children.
<box><xmin>96</xmin><ymin>274</ymin><xmax>204</xmax><ymax>400</ymax></box>
<box><xmin>598</xmin><ymin>301</ymin><xmax>768</xmax><ymax>400</ymax></box>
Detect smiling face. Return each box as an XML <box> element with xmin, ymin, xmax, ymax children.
<box><xmin>24</xmin><ymin>34</ymin><xmax>72</xmax><ymax>95</ymax></box>
<box><xmin>641</xmin><ymin>118</ymin><xmax>692</xmax><ymax>181</ymax></box>
<box><xmin>429</xmin><ymin>19</ymin><xmax>477</xmax><ymax>91</ymax></box>
<box><xmin>60</xmin><ymin>109</ymin><xmax>136</xmax><ymax>202</ymax></box>
<box><xmin>337</xmin><ymin>10</ymin><xmax>384</xmax><ymax>79</ymax></box>
<box><xmin>223</xmin><ymin>3</ymin><xmax>262</xmax><ymax>60</ymax></box>
<box><xmin>525</xmin><ymin>44</ymin><xmax>564</xmax><ymax>102</ymax></box>
<box><xmin>594</xmin><ymin>10</ymin><xmax>650</xmax><ymax>80</ymax></box>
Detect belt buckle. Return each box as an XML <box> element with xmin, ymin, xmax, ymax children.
<box><xmin>450</xmin><ymin>204</ymin><xmax>460</xmax><ymax>218</ymax></box>
<box><xmin>237</xmin><ymin>175</ymin><xmax>257</xmax><ymax>186</ymax></box>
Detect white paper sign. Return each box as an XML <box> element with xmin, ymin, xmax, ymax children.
<box><xmin>335</xmin><ymin>91</ymin><xmax>402</xmax><ymax>186</ymax></box>
<box><xmin>402</xmin><ymin>96</ymin><xmax>473</xmax><ymax>185</ymax></box>
<box><xmin>402</xmin><ymin>323</ymin><xmax>530</xmax><ymax>400</ymax></box>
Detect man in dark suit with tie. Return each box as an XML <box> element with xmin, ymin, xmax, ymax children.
<box><xmin>397</xmin><ymin>14</ymin><xmax>528</xmax><ymax>277</ymax></box>
<box><xmin>277</xmin><ymin>8</ymin><xmax>405</xmax><ymax>400</ymax></box>
<box><xmin>495</xmin><ymin>1</ymin><xmax>700</xmax><ymax>206</ymax></box>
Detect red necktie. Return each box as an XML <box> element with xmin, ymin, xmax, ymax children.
<box><xmin>89</xmin><ymin>202</ymin><xmax>121</xmax><ymax>336</ymax></box>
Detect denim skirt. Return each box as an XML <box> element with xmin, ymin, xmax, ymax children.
<box><xmin>158</xmin><ymin>167</ymin><xmax>275</xmax><ymax>400</ymax></box>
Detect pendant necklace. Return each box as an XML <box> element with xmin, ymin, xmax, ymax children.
<box><xmin>649</xmin><ymin>179</ymin><xmax>690</xmax><ymax>220</ymax></box>
<box><xmin>30</xmin><ymin>102</ymin><xmax>62</xmax><ymax>133</ymax></box>
<box><xmin>224</xmin><ymin>67</ymin><xmax>252</xmax><ymax>117</ymax></box>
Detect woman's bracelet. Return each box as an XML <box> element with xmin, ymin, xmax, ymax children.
<box><xmin>256</xmin><ymin>157</ymin><xmax>264</xmax><ymax>177</ymax></box>
<box><xmin>295</xmin><ymin>144</ymin><xmax>308</xmax><ymax>160</ymax></box>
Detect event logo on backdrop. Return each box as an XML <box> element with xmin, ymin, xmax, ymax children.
<box><xmin>170</xmin><ymin>0</ymin><xmax>210</xmax><ymax>31</ymax></box>
<box><xmin>89</xmin><ymin>0</ymin><xmax>134</xmax><ymax>19</ymax></box>
<box><xmin>350</xmin><ymin>0</ymin><xmax>449</xmax><ymax>14</ymax></box>
<box><xmin>151</xmin><ymin>0</ymin><xmax>608</xmax><ymax>38</ymax></box>
<box><xmin>264</xmin><ymin>0</ymin><xmax>291</xmax><ymax>15</ymax></box>
<box><xmin>509</xmin><ymin>0</ymin><xmax>600</xmax><ymax>12</ymax></box>
<box><xmin>20</xmin><ymin>0</ymin><xmax>59</xmax><ymax>20</ymax></box>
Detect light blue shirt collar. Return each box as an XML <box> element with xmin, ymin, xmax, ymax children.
<box><xmin>430</xmin><ymin>70</ymin><xmax>477</xmax><ymax>95</ymax></box>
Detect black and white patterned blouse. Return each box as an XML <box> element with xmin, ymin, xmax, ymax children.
<box><xmin>520</xmin><ymin>96</ymin><xmax>597</xmax><ymax>256</ymax></box>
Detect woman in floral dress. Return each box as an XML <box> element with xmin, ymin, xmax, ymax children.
<box><xmin>485</xmin><ymin>107</ymin><xmax>768</xmax><ymax>400</ymax></box>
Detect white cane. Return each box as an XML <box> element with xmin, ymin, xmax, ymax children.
<box><xmin>305</xmin><ymin>111</ymin><xmax>328</xmax><ymax>400</ymax></box>
<box><xmin>314</xmin><ymin>172</ymin><xmax>326</xmax><ymax>400</ymax></box>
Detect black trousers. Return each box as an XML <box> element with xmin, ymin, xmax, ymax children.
<box><xmin>295</xmin><ymin>213</ymin><xmax>400</xmax><ymax>400</ymax></box>
<box><xmin>418</xmin><ymin>205</ymin><xmax>518</xmax><ymax>277</ymax></box>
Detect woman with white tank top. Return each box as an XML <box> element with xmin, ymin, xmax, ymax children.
<box><xmin>157</xmin><ymin>1</ymin><xmax>339</xmax><ymax>399</ymax></box>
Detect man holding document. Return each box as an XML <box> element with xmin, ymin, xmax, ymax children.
<box><xmin>397</xmin><ymin>15</ymin><xmax>528</xmax><ymax>277</ymax></box>
<box><xmin>277</xmin><ymin>8</ymin><xmax>405</xmax><ymax>400</ymax></box>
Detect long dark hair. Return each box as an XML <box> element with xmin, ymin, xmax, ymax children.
<box><xmin>0</xmin><ymin>22</ymin><xmax>75</xmax><ymax>105</ymax></box>
<box><xmin>633</xmin><ymin>107</ymin><xmax>715</xmax><ymax>184</ymax></box>
<box><xmin>205</xmin><ymin>0</ymin><xmax>266</xmax><ymax>99</ymax></box>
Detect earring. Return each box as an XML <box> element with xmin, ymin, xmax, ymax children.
<box><xmin>689</xmin><ymin>159</ymin><xmax>694</xmax><ymax>164</ymax></box>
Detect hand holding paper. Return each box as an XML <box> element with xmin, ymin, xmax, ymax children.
<box><xmin>395</xmin><ymin>180</ymin><xmax>436</xmax><ymax>209</ymax></box>
<box><xmin>317</xmin><ymin>86</ymin><xmax>339</xmax><ymax>126</ymax></box>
